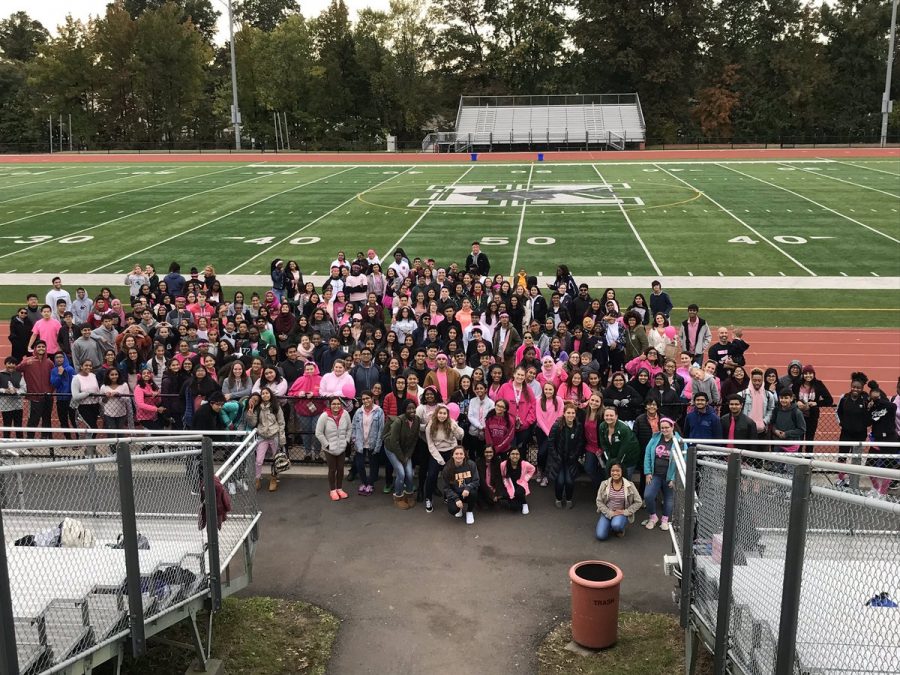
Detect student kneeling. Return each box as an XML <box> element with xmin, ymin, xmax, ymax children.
<box><xmin>500</xmin><ymin>448</ymin><xmax>535</xmax><ymax>515</ymax></box>
<box><xmin>595</xmin><ymin>463</ymin><xmax>643</xmax><ymax>540</ymax></box>
<box><xmin>442</xmin><ymin>447</ymin><xmax>480</xmax><ymax>525</ymax></box>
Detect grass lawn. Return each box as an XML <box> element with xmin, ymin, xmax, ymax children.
<box><xmin>0</xmin><ymin>286</ymin><xmax>895</xmax><ymax>327</ymax></box>
<box><xmin>538</xmin><ymin>613</ymin><xmax>713</xmax><ymax>675</ymax></box>
<box><xmin>119</xmin><ymin>597</ymin><xmax>338</xmax><ymax>675</ymax></box>
<box><xmin>0</xmin><ymin>159</ymin><xmax>897</xmax><ymax>276</ymax></box>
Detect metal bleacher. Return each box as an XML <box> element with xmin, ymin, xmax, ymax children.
<box><xmin>422</xmin><ymin>94</ymin><xmax>646</xmax><ymax>152</ymax></box>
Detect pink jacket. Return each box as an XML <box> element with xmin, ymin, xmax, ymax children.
<box><xmin>534</xmin><ymin>396</ymin><xmax>565</xmax><ymax>435</ymax></box>
<box><xmin>501</xmin><ymin>459</ymin><xmax>535</xmax><ymax>498</ymax></box>
<box><xmin>625</xmin><ymin>356</ymin><xmax>663</xmax><ymax>378</ymax></box>
<box><xmin>134</xmin><ymin>384</ymin><xmax>160</xmax><ymax>422</ymax></box>
<box><xmin>497</xmin><ymin>382</ymin><xmax>536</xmax><ymax>428</ymax></box>
<box><xmin>484</xmin><ymin>413</ymin><xmax>515</xmax><ymax>454</ymax></box>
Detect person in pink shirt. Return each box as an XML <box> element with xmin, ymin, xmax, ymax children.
<box><xmin>534</xmin><ymin>382</ymin><xmax>564</xmax><ymax>486</ymax></box>
<box><xmin>28</xmin><ymin>305</ymin><xmax>62</xmax><ymax>355</ymax></box>
<box><xmin>497</xmin><ymin>366</ymin><xmax>536</xmax><ymax>457</ymax></box>
<box><xmin>625</xmin><ymin>347</ymin><xmax>663</xmax><ymax>379</ymax></box>
<box><xmin>536</xmin><ymin>355</ymin><xmax>565</xmax><ymax>389</ymax></box>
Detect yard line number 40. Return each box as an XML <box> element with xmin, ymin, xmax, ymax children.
<box><xmin>729</xmin><ymin>235</ymin><xmax>817</xmax><ymax>245</ymax></box>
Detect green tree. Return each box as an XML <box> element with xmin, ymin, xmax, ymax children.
<box><xmin>123</xmin><ymin>0</ymin><xmax>219</xmax><ymax>43</ymax></box>
<box><xmin>132</xmin><ymin>2</ymin><xmax>212</xmax><ymax>142</ymax></box>
<box><xmin>0</xmin><ymin>11</ymin><xmax>49</xmax><ymax>61</ymax></box>
<box><xmin>235</xmin><ymin>0</ymin><xmax>300</xmax><ymax>32</ymax></box>
<box><xmin>93</xmin><ymin>2</ymin><xmax>139</xmax><ymax>143</ymax></box>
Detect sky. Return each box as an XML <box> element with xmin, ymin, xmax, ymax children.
<box><xmin>19</xmin><ymin>0</ymin><xmax>393</xmax><ymax>42</ymax></box>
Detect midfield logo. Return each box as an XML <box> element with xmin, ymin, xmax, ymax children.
<box><xmin>408</xmin><ymin>183</ymin><xmax>644</xmax><ymax>207</ymax></box>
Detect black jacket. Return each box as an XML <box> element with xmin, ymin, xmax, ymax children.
<box><xmin>191</xmin><ymin>402</ymin><xmax>224</xmax><ymax>432</ymax></box>
<box><xmin>791</xmin><ymin>379</ymin><xmax>833</xmax><ymax>423</ymax></box>
<box><xmin>719</xmin><ymin>412</ymin><xmax>757</xmax><ymax>448</ymax></box>
<box><xmin>528</xmin><ymin>294</ymin><xmax>548</xmax><ymax>325</ymax></box>
<box><xmin>464</xmin><ymin>251</ymin><xmax>490</xmax><ymax>276</ymax></box>
<box><xmin>545</xmin><ymin>419</ymin><xmax>585</xmax><ymax>480</ymax></box>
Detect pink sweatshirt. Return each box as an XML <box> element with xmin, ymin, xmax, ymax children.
<box><xmin>497</xmin><ymin>382</ymin><xmax>536</xmax><ymax>427</ymax></box>
<box><xmin>625</xmin><ymin>356</ymin><xmax>663</xmax><ymax>378</ymax></box>
<box><xmin>534</xmin><ymin>396</ymin><xmax>564</xmax><ymax>434</ymax></box>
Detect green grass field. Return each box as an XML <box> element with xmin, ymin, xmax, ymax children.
<box><xmin>0</xmin><ymin>158</ymin><xmax>897</xmax><ymax>277</ymax></box>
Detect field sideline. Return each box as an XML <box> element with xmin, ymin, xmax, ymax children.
<box><xmin>0</xmin><ymin>152</ymin><xmax>897</xmax><ymax>286</ymax></box>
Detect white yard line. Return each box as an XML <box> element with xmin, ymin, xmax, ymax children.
<box><xmin>719</xmin><ymin>163</ymin><xmax>900</xmax><ymax>245</ymax></box>
<box><xmin>0</xmin><ymin>165</ymin><xmax>337</xmax><ymax>260</ymax></box>
<box><xmin>92</xmin><ymin>166</ymin><xmax>357</xmax><ymax>273</ymax></box>
<box><xmin>381</xmin><ymin>166</ymin><xmax>475</xmax><ymax>262</ymax></box>
<box><xmin>0</xmin><ymin>166</ymin><xmax>127</xmax><ymax>191</ymax></box>
<box><xmin>783</xmin><ymin>162</ymin><xmax>900</xmax><ymax>199</ymax></box>
<box><xmin>592</xmin><ymin>164</ymin><xmax>662</xmax><ymax>276</ymax></box>
<box><xmin>1</xmin><ymin>273</ymin><xmax>895</xmax><ymax>290</ymax></box>
<box><xmin>655</xmin><ymin>164</ymin><xmax>817</xmax><ymax>276</ymax></box>
<box><xmin>824</xmin><ymin>159</ymin><xmax>900</xmax><ymax>177</ymax></box>
<box><xmin>229</xmin><ymin>167</ymin><xmax>412</xmax><ymax>273</ymax></box>
<box><xmin>0</xmin><ymin>165</ymin><xmax>244</xmax><ymax>228</ymax></box>
<box><xmin>0</xmin><ymin>168</ymin><xmax>140</xmax><ymax>205</ymax></box>
<box><xmin>509</xmin><ymin>164</ymin><xmax>535</xmax><ymax>276</ymax></box>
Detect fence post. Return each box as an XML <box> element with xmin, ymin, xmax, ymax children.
<box><xmin>0</xmin><ymin>504</ymin><xmax>19</xmax><ymax>675</ymax></box>
<box><xmin>774</xmin><ymin>462</ymin><xmax>812</xmax><ymax>675</ymax></box>
<box><xmin>680</xmin><ymin>444</ymin><xmax>697</xmax><ymax>629</ymax></box>
<box><xmin>713</xmin><ymin>452</ymin><xmax>742</xmax><ymax>675</ymax></box>
<box><xmin>202</xmin><ymin>437</ymin><xmax>222</xmax><ymax>612</ymax></box>
<box><xmin>849</xmin><ymin>443</ymin><xmax>863</xmax><ymax>492</ymax></box>
<box><xmin>116</xmin><ymin>441</ymin><xmax>146</xmax><ymax>658</ymax></box>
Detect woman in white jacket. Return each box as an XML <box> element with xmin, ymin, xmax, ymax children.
<box><xmin>315</xmin><ymin>397</ymin><xmax>353</xmax><ymax>501</ymax></box>
<box><xmin>423</xmin><ymin>404</ymin><xmax>464</xmax><ymax>514</ymax></box>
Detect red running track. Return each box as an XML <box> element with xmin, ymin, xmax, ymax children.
<box><xmin>0</xmin><ymin>147</ymin><xmax>897</xmax><ymax>164</ymax></box>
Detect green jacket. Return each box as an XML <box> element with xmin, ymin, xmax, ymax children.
<box><xmin>383</xmin><ymin>415</ymin><xmax>419</xmax><ymax>464</ymax></box>
<box><xmin>598</xmin><ymin>419</ymin><xmax>641</xmax><ymax>469</ymax></box>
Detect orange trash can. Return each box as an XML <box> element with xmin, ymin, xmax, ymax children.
<box><xmin>569</xmin><ymin>560</ymin><xmax>623</xmax><ymax>649</ymax></box>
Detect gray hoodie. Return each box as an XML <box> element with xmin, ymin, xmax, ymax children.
<box><xmin>72</xmin><ymin>335</ymin><xmax>105</xmax><ymax>371</ymax></box>
<box><xmin>778</xmin><ymin>360</ymin><xmax>802</xmax><ymax>392</ymax></box>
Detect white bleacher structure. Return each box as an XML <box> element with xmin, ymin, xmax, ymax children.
<box><xmin>422</xmin><ymin>94</ymin><xmax>646</xmax><ymax>152</ymax></box>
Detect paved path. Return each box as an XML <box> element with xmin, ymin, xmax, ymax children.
<box><xmin>243</xmin><ymin>474</ymin><xmax>673</xmax><ymax>675</ymax></box>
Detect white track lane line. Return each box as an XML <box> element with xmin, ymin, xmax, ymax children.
<box><xmin>97</xmin><ymin>166</ymin><xmax>358</xmax><ymax>274</ymax></box>
<box><xmin>230</xmin><ymin>167</ymin><xmax>415</xmax><ymax>274</ymax></box>
<box><xmin>719</xmin><ymin>163</ymin><xmax>900</xmax><ymax>245</ymax></box>
<box><xmin>591</xmin><ymin>164</ymin><xmax>662</xmax><ymax>276</ymax></box>
<box><xmin>654</xmin><ymin>163</ymin><xmax>816</xmax><ymax>276</ymax></box>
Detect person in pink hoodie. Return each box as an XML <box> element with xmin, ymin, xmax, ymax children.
<box><xmin>500</xmin><ymin>448</ymin><xmax>536</xmax><ymax>514</ymax></box>
<box><xmin>536</xmin><ymin>355</ymin><xmax>565</xmax><ymax>390</ymax></box>
<box><xmin>497</xmin><ymin>366</ymin><xmax>536</xmax><ymax>457</ymax></box>
<box><xmin>319</xmin><ymin>361</ymin><xmax>355</xmax><ymax>398</ymax></box>
<box><xmin>625</xmin><ymin>347</ymin><xmax>663</xmax><ymax>379</ymax></box>
<box><xmin>534</xmin><ymin>382</ymin><xmax>564</xmax><ymax>486</ymax></box>
<box><xmin>288</xmin><ymin>362</ymin><xmax>326</xmax><ymax>460</ymax></box>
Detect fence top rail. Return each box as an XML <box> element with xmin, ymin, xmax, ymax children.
<box><xmin>684</xmin><ymin>438</ymin><xmax>900</xmax><ymax>448</ymax></box>
<box><xmin>0</xmin><ymin>445</ymin><xmax>202</xmax><ymax>474</ymax></box>
<box><xmin>694</xmin><ymin>444</ymin><xmax>900</xmax><ymax>478</ymax></box>
<box><xmin>0</xmin><ymin>426</ymin><xmax>251</xmax><ymax>437</ymax></box>
<box><xmin>0</xmin><ymin>435</ymin><xmax>205</xmax><ymax>451</ymax></box>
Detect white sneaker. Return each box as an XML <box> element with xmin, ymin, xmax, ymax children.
<box><xmin>866</xmin><ymin>488</ymin><xmax>882</xmax><ymax>499</ymax></box>
<box><xmin>465</xmin><ymin>511</ymin><xmax>474</xmax><ymax>525</ymax></box>
<box><xmin>522</xmin><ymin>504</ymin><xmax>529</xmax><ymax>515</ymax></box>
<box><xmin>645</xmin><ymin>516</ymin><xmax>658</xmax><ymax>530</ymax></box>
<box><xmin>660</xmin><ymin>519</ymin><xmax>670</xmax><ymax>531</ymax></box>
<box><xmin>455</xmin><ymin>509</ymin><xmax>463</xmax><ymax>518</ymax></box>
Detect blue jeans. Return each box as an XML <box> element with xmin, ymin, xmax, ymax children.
<box><xmin>584</xmin><ymin>452</ymin><xmax>605</xmax><ymax>492</ymax></box>
<box><xmin>644</xmin><ymin>475</ymin><xmax>674</xmax><ymax>518</ymax></box>
<box><xmin>354</xmin><ymin>447</ymin><xmax>378</xmax><ymax>487</ymax></box>
<box><xmin>555</xmin><ymin>461</ymin><xmax>574</xmax><ymax>501</ymax></box>
<box><xmin>385</xmin><ymin>450</ymin><xmax>414</xmax><ymax>496</ymax></box>
<box><xmin>596</xmin><ymin>514</ymin><xmax>628</xmax><ymax>540</ymax></box>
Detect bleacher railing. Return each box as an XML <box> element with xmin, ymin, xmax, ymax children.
<box><xmin>669</xmin><ymin>439</ymin><xmax>900</xmax><ymax>675</ymax></box>
<box><xmin>0</xmin><ymin>431</ymin><xmax>260</xmax><ymax>675</ymax></box>
<box><xmin>458</xmin><ymin>93</ymin><xmax>640</xmax><ymax>107</ymax></box>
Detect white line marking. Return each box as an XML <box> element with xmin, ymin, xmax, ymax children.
<box><xmin>653</xmin><ymin>164</ymin><xmax>816</xmax><ymax>276</ymax></box>
<box><xmin>228</xmin><ymin>167</ymin><xmax>410</xmax><ymax>274</ymax></box>
<box><xmin>592</xmin><ymin>165</ymin><xmax>661</xmax><ymax>276</ymax></box>
<box><xmin>0</xmin><ymin>166</ymin><xmax>244</xmax><ymax>228</ymax></box>
<box><xmin>825</xmin><ymin>159</ymin><xmax>900</xmax><ymax>178</ymax></box>
<box><xmin>92</xmin><ymin>167</ymin><xmax>358</xmax><ymax>273</ymax></box>
<box><xmin>783</xmin><ymin>162</ymin><xmax>900</xmax><ymax>199</ymax></box>
<box><xmin>0</xmin><ymin>165</ymin><xmax>339</xmax><ymax>261</ymax></box>
<box><xmin>383</xmin><ymin>166</ymin><xmax>475</xmax><ymax>262</ymax></box>
<box><xmin>509</xmin><ymin>164</ymin><xmax>536</xmax><ymax>276</ymax></box>
<box><xmin>0</xmin><ymin>166</ymin><xmax>125</xmax><ymax>195</ymax></box>
<box><xmin>719</xmin><ymin>163</ymin><xmax>900</xmax><ymax>244</ymax></box>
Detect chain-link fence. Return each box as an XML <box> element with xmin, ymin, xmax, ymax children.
<box><xmin>673</xmin><ymin>439</ymin><xmax>900</xmax><ymax>675</ymax></box>
<box><xmin>0</xmin><ymin>431</ymin><xmax>260</xmax><ymax>675</ymax></box>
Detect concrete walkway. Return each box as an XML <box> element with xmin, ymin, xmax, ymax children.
<box><xmin>244</xmin><ymin>474</ymin><xmax>674</xmax><ymax>675</ymax></box>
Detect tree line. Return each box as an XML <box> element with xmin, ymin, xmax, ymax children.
<box><xmin>0</xmin><ymin>0</ymin><xmax>897</xmax><ymax>151</ymax></box>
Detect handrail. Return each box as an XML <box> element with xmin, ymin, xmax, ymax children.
<box><xmin>217</xmin><ymin>429</ymin><xmax>258</xmax><ymax>484</ymax></box>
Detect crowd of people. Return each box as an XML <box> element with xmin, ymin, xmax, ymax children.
<box><xmin>4</xmin><ymin>243</ymin><xmax>899</xmax><ymax>531</ymax></box>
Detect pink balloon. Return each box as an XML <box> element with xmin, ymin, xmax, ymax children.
<box><xmin>446</xmin><ymin>402</ymin><xmax>460</xmax><ymax>421</ymax></box>
<box><xmin>341</xmin><ymin>381</ymin><xmax>356</xmax><ymax>398</ymax></box>
<box><xmin>664</xmin><ymin>326</ymin><xmax>676</xmax><ymax>339</ymax></box>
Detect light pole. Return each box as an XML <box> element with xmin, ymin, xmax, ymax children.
<box><xmin>227</xmin><ymin>0</ymin><xmax>242</xmax><ymax>149</ymax></box>
<box><xmin>882</xmin><ymin>0</ymin><xmax>898</xmax><ymax>147</ymax></box>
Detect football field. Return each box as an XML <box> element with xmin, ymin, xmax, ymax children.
<box><xmin>0</xmin><ymin>158</ymin><xmax>897</xmax><ymax>278</ymax></box>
